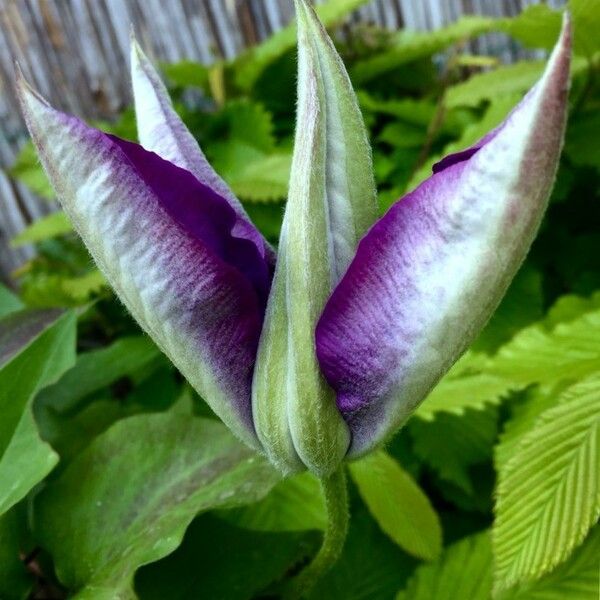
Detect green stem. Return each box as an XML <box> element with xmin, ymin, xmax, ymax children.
<box><xmin>284</xmin><ymin>467</ymin><xmax>349</xmax><ymax>599</ymax></box>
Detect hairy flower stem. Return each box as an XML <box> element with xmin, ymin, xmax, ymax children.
<box><xmin>284</xmin><ymin>467</ymin><xmax>349</xmax><ymax>599</ymax></box>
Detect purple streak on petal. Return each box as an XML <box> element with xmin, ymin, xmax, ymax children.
<box><xmin>130</xmin><ymin>39</ymin><xmax>274</xmax><ymax>266</ymax></box>
<box><xmin>317</xmin><ymin>16</ymin><xmax>571</xmax><ymax>456</ymax></box>
<box><xmin>17</xmin><ymin>77</ymin><xmax>266</xmax><ymax>447</ymax></box>
<box><xmin>107</xmin><ymin>135</ymin><xmax>271</xmax><ymax>308</ymax></box>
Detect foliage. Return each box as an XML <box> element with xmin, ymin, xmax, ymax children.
<box><xmin>4</xmin><ymin>0</ymin><xmax>600</xmax><ymax>597</ymax></box>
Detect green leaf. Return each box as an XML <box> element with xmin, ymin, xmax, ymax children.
<box><xmin>495</xmin><ymin>385</ymin><xmax>563</xmax><ymax>468</ymax></box>
<box><xmin>358</xmin><ymin>91</ymin><xmax>436</xmax><ymax>128</ymax></box>
<box><xmin>446</xmin><ymin>56</ymin><xmax>588</xmax><ymax>109</ymax></box>
<box><xmin>224</xmin><ymin>100</ymin><xmax>276</xmax><ymax>153</ymax></box>
<box><xmin>498</xmin><ymin>525</ymin><xmax>600</xmax><ymax>599</ymax></box>
<box><xmin>11</xmin><ymin>211</ymin><xmax>73</xmax><ymax>247</ymax></box>
<box><xmin>565</xmin><ymin>111</ymin><xmax>600</xmax><ymax>170</ymax></box>
<box><xmin>487</xmin><ymin>308</ymin><xmax>600</xmax><ymax>385</ymax></box>
<box><xmin>210</xmin><ymin>141</ymin><xmax>292</xmax><ymax>202</ymax></box>
<box><xmin>0</xmin><ymin>507</ymin><xmax>32</xmax><ymax>600</ymax></box>
<box><xmin>500</xmin><ymin>4</ymin><xmax>562</xmax><ymax>51</ymax></box>
<box><xmin>308</xmin><ymin>505</ymin><xmax>417</xmax><ymax>600</ymax></box>
<box><xmin>493</xmin><ymin>375</ymin><xmax>600</xmax><ymax>592</ymax></box>
<box><xmin>409</xmin><ymin>408</ymin><xmax>498</xmax><ymax>494</ymax></box>
<box><xmin>233</xmin><ymin>0</ymin><xmax>371</xmax><ymax>90</ymax></box>
<box><xmin>0</xmin><ymin>309</ymin><xmax>76</xmax><ymax>516</ymax></box>
<box><xmin>473</xmin><ymin>266</ymin><xmax>544</xmax><ymax>353</ymax></box>
<box><xmin>570</xmin><ymin>0</ymin><xmax>600</xmax><ymax>58</ymax></box>
<box><xmin>349</xmin><ymin>451</ymin><xmax>442</xmax><ymax>560</ymax></box>
<box><xmin>135</xmin><ymin>514</ymin><xmax>317</xmax><ymax>600</ymax></box>
<box><xmin>36</xmin><ymin>336</ymin><xmax>160</xmax><ymax>414</ymax></box>
<box><xmin>0</xmin><ymin>285</ymin><xmax>23</xmax><ymax>319</ymax></box>
<box><xmin>378</xmin><ymin>122</ymin><xmax>427</xmax><ymax>148</ymax></box>
<box><xmin>396</xmin><ymin>531</ymin><xmax>492</xmax><ymax>600</ymax></box>
<box><xmin>34</xmin><ymin>413</ymin><xmax>280</xmax><ymax>598</ymax></box>
<box><xmin>416</xmin><ymin>351</ymin><xmax>516</xmax><ymax>420</ymax></box>
<box><xmin>222</xmin><ymin>470</ymin><xmax>326</xmax><ymax>532</ymax></box>
<box><xmin>446</xmin><ymin>61</ymin><xmax>545</xmax><ymax>109</ymax></box>
<box><xmin>351</xmin><ymin>16</ymin><xmax>497</xmax><ymax>84</ymax></box>
<box><xmin>543</xmin><ymin>291</ymin><xmax>600</xmax><ymax>330</ymax></box>
<box><xmin>160</xmin><ymin>60</ymin><xmax>210</xmax><ymax>91</ymax></box>
<box><xmin>9</xmin><ymin>142</ymin><xmax>54</xmax><ymax>199</ymax></box>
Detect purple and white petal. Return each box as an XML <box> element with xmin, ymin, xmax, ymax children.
<box><xmin>130</xmin><ymin>36</ymin><xmax>273</xmax><ymax>263</ymax></box>
<box><xmin>316</xmin><ymin>16</ymin><xmax>571</xmax><ymax>456</ymax></box>
<box><xmin>17</xmin><ymin>74</ymin><xmax>266</xmax><ymax>450</ymax></box>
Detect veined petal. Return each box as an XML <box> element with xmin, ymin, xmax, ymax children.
<box><xmin>130</xmin><ymin>36</ymin><xmax>273</xmax><ymax>263</ymax></box>
<box><xmin>316</xmin><ymin>15</ymin><xmax>571</xmax><ymax>456</ymax></box>
<box><xmin>17</xmin><ymin>74</ymin><xmax>266</xmax><ymax>450</ymax></box>
<box><xmin>252</xmin><ymin>0</ymin><xmax>377</xmax><ymax>475</ymax></box>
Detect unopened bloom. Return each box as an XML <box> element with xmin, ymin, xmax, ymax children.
<box><xmin>17</xmin><ymin>2</ymin><xmax>571</xmax><ymax>477</ymax></box>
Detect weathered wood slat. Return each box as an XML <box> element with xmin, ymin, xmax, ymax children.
<box><xmin>0</xmin><ymin>0</ymin><xmax>565</xmax><ymax>281</ymax></box>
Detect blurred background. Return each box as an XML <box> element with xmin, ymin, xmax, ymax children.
<box><xmin>0</xmin><ymin>0</ymin><xmax>570</xmax><ymax>283</ymax></box>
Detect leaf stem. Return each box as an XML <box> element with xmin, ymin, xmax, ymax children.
<box><xmin>284</xmin><ymin>467</ymin><xmax>349</xmax><ymax>599</ymax></box>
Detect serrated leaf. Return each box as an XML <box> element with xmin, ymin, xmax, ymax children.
<box><xmin>487</xmin><ymin>309</ymin><xmax>600</xmax><ymax>385</ymax></box>
<box><xmin>349</xmin><ymin>451</ymin><xmax>442</xmax><ymax>560</ymax></box>
<box><xmin>34</xmin><ymin>413</ymin><xmax>280</xmax><ymax>598</ymax></box>
<box><xmin>11</xmin><ymin>212</ymin><xmax>73</xmax><ymax>247</ymax></box>
<box><xmin>135</xmin><ymin>514</ymin><xmax>317</xmax><ymax>600</ymax></box>
<box><xmin>498</xmin><ymin>525</ymin><xmax>600</xmax><ymax>599</ymax></box>
<box><xmin>378</xmin><ymin>122</ymin><xmax>427</xmax><ymax>148</ymax></box>
<box><xmin>493</xmin><ymin>375</ymin><xmax>600</xmax><ymax>592</ymax></box>
<box><xmin>410</xmin><ymin>408</ymin><xmax>498</xmax><ymax>494</ymax></box>
<box><xmin>224</xmin><ymin>100</ymin><xmax>276</xmax><ymax>153</ymax></box>
<box><xmin>160</xmin><ymin>60</ymin><xmax>210</xmax><ymax>91</ymax></box>
<box><xmin>0</xmin><ymin>310</ymin><xmax>76</xmax><ymax>516</ymax></box>
<box><xmin>396</xmin><ymin>532</ymin><xmax>492</xmax><ymax>600</ymax></box>
<box><xmin>543</xmin><ymin>291</ymin><xmax>600</xmax><ymax>330</ymax></box>
<box><xmin>222</xmin><ymin>470</ymin><xmax>326</xmax><ymax>532</ymax></box>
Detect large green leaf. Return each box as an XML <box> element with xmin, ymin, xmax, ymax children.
<box><xmin>0</xmin><ymin>309</ymin><xmax>76</xmax><ymax>516</ymax></box>
<box><xmin>487</xmin><ymin>309</ymin><xmax>600</xmax><ymax>385</ymax></box>
<box><xmin>396</xmin><ymin>532</ymin><xmax>492</xmax><ymax>600</ymax></box>
<box><xmin>397</xmin><ymin>526</ymin><xmax>600</xmax><ymax>600</ymax></box>
<box><xmin>499</xmin><ymin>525</ymin><xmax>600</xmax><ymax>599</ymax></box>
<box><xmin>500</xmin><ymin>4</ymin><xmax>562</xmax><ymax>51</ymax></box>
<box><xmin>135</xmin><ymin>514</ymin><xmax>317</xmax><ymax>600</ymax></box>
<box><xmin>349</xmin><ymin>452</ymin><xmax>441</xmax><ymax>560</ymax></box>
<box><xmin>493</xmin><ymin>375</ymin><xmax>600</xmax><ymax>592</ymax></box>
<box><xmin>222</xmin><ymin>470</ymin><xmax>326</xmax><ymax>532</ymax></box>
<box><xmin>36</xmin><ymin>336</ymin><xmax>161</xmax><ymax>414</ymax></box>
<box><xmin>33</xmin><ymin>413</ymin><xmax>280</xmax><ymax>598</ymax></box>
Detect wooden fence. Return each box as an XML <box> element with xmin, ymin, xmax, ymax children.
<box><xmin>0</xmin><ymin>0</ymin><xmax>564</xmax><ymax>279</ymax></box>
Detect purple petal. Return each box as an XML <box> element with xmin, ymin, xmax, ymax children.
<box><xmin>316</xmin><ymin>16</ymin><xmax>571</xmax><ymax>456</ymax></box>
<box><xmin>17</xmin><ymin>76</ymin><xmax>267</xmax><ymax>449</ymax></box>
<box><xmin>130</xmin><ymin>37</ymin><xmax>274</xmax><ymax>265</ymax></box>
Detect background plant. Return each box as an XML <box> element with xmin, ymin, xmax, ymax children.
<box><xmin>2</xmin><ymin>0</ymin><xmax>599</xmax><ymax>598</ymax></box>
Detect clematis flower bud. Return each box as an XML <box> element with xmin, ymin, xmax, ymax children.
<box><xmin>16</xmin><ymin>2</ymin><xmax>570</xmax><ymax>479</ymax></box>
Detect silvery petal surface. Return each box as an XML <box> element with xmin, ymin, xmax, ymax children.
<box><xmin>316</xmin><ymin>16</ymin><xmax>571</xmax><ymax>456</ymax></box>
<box><xmin>18</xmin><ymin>77</ymin><xmax>269</xmax><ymax>449</ymax></box>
